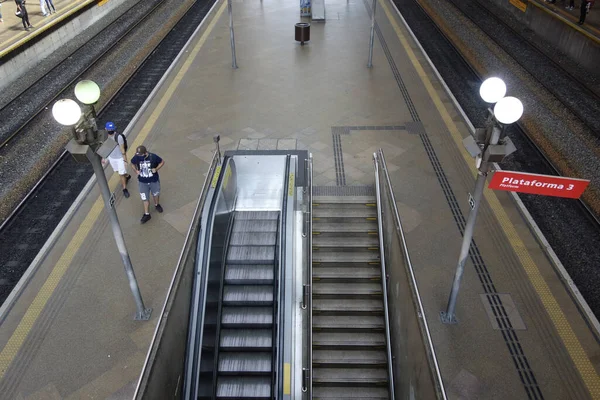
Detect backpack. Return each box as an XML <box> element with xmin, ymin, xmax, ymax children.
<box><xmin>117</xmin><ymin>132</ymin><xmax>128</xmax><ymax>152</ymax></box>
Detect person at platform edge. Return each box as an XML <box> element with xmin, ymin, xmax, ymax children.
<box><xmin>131</xmin><ymin>145</ymin><xmax>165</xmax><ymax>224</ymax></box>
<box><xmin>105</xmin><ymin>122</ymin><xmax>132</xmax><ymax>199</ymax></box>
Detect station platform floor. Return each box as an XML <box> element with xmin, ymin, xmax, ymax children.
<box><xmin>0</xmin><ymin>0</ymin><xmax>599</xmax><ymax>398</ymax></box>
<box><xmin>533</xmin><ymin>0</ymin><xmax>600</xmax><ymax>38</ymax></box>
<box><xmin>0</xmin><ymin>0</ymin><xmax>93</xmax><ymax>57</ymax></box>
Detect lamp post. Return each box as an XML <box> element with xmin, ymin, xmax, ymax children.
<box><xmin>440</xmin><ymin>77</ymin><xmax>521</xmax><ymax>324</ymax></box>
<box><xmin>52</xmin><ymin>80</ymin><xmax>152</xmax><ymax>321</ymax></box>
<box><xmin>367</xmin><ymin>0</ymin><xmax>377</xmax><ymax>68</ymax></box>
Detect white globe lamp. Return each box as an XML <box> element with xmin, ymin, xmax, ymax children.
<box><xmin>74</xmin><ymin>80</ymin><xmax>101</xmax><ymax>105</ymax></box>
<box><xmin>493</xmin><ymin>96</ymin><xmax>523</xmax><ymax>125</ymax></box>
<box><xmin>52</xmin><ymin>99</ymin><xmax>82</xmax><ymax>126</ymax></box>
<box><xmin>479</xmin><ymin>77</ymin><xmax>507</xmax><ymax>104</ymax></box>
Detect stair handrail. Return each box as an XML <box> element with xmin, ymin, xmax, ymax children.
<box><xmin>373</xmin><ymin>152</ymin><xmax>396</xmax><ymax>400</ymax></box>
<box><xmin>376</xmin><ymin>149</ymin><xmax>448</xmax><ymax>399</ymax></box>
<box><xmin>301</xmin><ymin>154</ymin><xmax>314</xmax><ymax>397</ymax></box>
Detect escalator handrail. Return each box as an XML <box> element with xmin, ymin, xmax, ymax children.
<box><xmin>185</xmin><ymin>155</ymin><xmax>234</xmax><ymax>400</ymax></box>
<box><xmin>376</xmin><ymin>149</ymin><xmax>448</xmax><ymax>400</ymax></box>
<box><xmin>373</xmin><ymin>152</ymin><xmax>396</xmax><ymax>400</ymax></box>
<box><xmin>134</xmin><ymin>150</ymin><xmax>220</xmax><ymax>399</ymax></box>
<box><xmin>273</xmin><ymin>155</ymin><xmax>291</xmax><ymax>399</ymax></box>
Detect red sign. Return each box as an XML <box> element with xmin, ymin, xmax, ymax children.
<box><xmin>489</xmin><ymin>171</ymin><xmax>590</xmax><ymax>199</ymax></box>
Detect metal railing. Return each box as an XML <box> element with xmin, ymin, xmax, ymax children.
<box><xmin>375</xmin><ymin>149</ymin><xmax>447</xmax><ymax>399</ymax></box>
<box><xmin>373</xmin><ymin>153</ymin><xmax>396</xmax><ymax>400</ymax></box>
<box><xmin>133</xmin><ymin>150</ymin><xmax>220</xmax><ymax>399</ymax></box>
<box><xmin>302</xmin><ymin>154</ymin><xmax>313</xmax><ymax>397</ymax></box>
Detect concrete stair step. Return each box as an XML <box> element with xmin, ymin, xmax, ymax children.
<box><xmin>313</xmin><ymin>282</ymin><xmax>382</xmax><ymax>298</ymax></box>
<box><xmin>313</xmin><ymin>315</ymin><xmax>384</xmax><ymax>331</ymax></box>
<box><xmin>313</xmin><ymin>196</ymin><xmax>376</xmax><ymax>204</ymax></box>
<box><xmin>312</xmin><ymin>266</ymin><xmax>381</xmax><ymax>281</ymax></box>
<box><xmin>313</xmin><ymin>298</ymin><xmax>383</xmax><ymax>314</ymax></box>
<box><xmin>312</xmin><ymin>386</ymin><xmax>389</xmax><ymax>399</ymax></box>
<box><xmin>313</xmin><ymin>349</ymin><xmax>387</xmax><ymax>367</ymax></box>
<box><xmin>312</xmin><ymin>221</ymin><xmax>378</xmax><ymax>235</ymax></box>
<box><xmin>313</xmin><ymin>236</ymin><xmax>379</xmax><ymax>249</ymax></box>
<box><xmin>312</xmin><ymin>251</ymin><xmax>380</xmax><ymax>264</ymax></box>
<box><xmin>313</xmin><ymin>331</ymin><xmax>386</xmax><ymax>348</ymax></box>
<box><xmin>312</xmin><ymin>367</ymin><xmax>389</xmax><ymax>385</ymax></box>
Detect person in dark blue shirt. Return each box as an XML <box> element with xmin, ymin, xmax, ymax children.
<box><xmin>131</xmin><ymin>145</ymin><xmax>165</xmax><ymax>224</ymax></box>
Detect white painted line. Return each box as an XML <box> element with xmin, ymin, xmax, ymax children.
<box><xmin>386</xmin><ymin>0</ymin><xmax>600</xmax><ymax>339</ymax></box>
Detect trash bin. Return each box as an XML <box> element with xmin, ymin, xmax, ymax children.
<box><xmin>295</xmin><ymin>23</ymin><xmax>310</xmax><ymax>45</ymax></box>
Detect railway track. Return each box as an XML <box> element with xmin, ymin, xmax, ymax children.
<box><xmin>391</xmin><ymin>0</ymin><xmax>600</xmax><ymax>317</ymax></box>
<box><xmin>0</xmin><ymin>0</ymin><xmax>216</xmax><ymax>307</ymax></box>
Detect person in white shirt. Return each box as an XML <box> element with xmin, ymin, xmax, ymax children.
<box><xmin>105</xmin><ymin>122</ymin><xmax>132</xmax><ymax>198</ymax></box>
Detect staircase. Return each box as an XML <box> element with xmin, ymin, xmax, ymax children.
<box><xmin>311</xmin><ymin>195</ymin><xmax>390</xmax><ymax>399</ymax></box>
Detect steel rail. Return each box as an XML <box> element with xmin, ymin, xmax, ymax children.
<box><xmin>377</xmin><ymin>148</ymin><xmax>448</xmax><ymax>399</ymax></box>
<box><xmin>373</xmin><ymin>152</ymin><xmax>396</xmax><ymax>400</ymax></box>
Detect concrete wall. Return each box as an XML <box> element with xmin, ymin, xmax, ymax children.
<box><xmin>488</xmin><ymin>0</ymin><xmax>600</xmax><ymax>71</ymax></box>
<box><xmin>0</xmin><ymin>0</ymin><xmax>141</xmax><ymax>93</ymax></box>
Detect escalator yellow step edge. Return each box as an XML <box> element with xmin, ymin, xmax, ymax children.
<box><xmin>366</xmin><ymin>217</ymin><xmax>377</xmax><ymax>221</ymax></box>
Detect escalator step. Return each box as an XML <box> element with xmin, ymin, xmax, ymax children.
<box><xmin>230</xmin><ymin>232</ymin><xmax>277</xmax><ymax>246</ymax></box>
<box><xmin>218</xmin><ymin>352</ymin><xmax>272</xmax><ymax>374</ymax></box>
<box><xmin>233</xmin><ymin>219</ymin><xmax>278</xmax><ymax>233</ymax></box>
<box><xmin>220</xmin><ymin>329</ymin><xmax>272</xmax><ymax>350</ymax></box>
<box><xmin>227</xmin><ymin>246</ymin><xmax>276</xmax><ymax>264</ymax></box>
<box><xmin>221</xmin><ymin>307</ymin><xmax>273</xmax><ymax>327</ymax></box>
<box><xmin>235</xmin><ymin>211</ymin><xmax>279</xmax><ymax>220</ymax></box>
<box><xmin>216</xmin><ymin>376</ymin><xmax>271</xmax><ymax>399</ymax></box>
<box><xmin>225</xmin><ymin>264</ymin><xmax>274</xmax><ymax>284</ymax></box>
<box><xmin>223</xmin><ymin>285</ymin><xmax>274</xmax><ymax>305</ymax></box>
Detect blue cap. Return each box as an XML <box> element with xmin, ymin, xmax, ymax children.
<box><xmin>105</xmin><ymin>122</ymin><xmax>116</xmax><ymax>131</ymax></box>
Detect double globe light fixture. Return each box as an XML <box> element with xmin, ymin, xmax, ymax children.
<box><xmin>51</xmin><ymin>80</ymin><xmax>101</xmax><ymax>129</ymax></box>
<box><xmin>479</xmin><ymin>77</ymin><xmax>523</xmax><ymax>124</ymax></box>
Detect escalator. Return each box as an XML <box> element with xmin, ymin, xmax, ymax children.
<box><xmin>214</xmin><ymin>211</ymin><xmax>280</xmax><ymax>399</ymax></box>
<box><xmin>311</xmin><ymin>194</ymin><xmax>392</xmax><ymax>399</ymax></box>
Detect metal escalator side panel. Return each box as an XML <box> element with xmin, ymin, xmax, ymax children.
<box><xmin>184</xmin><ymin>156</ymin><xmax>237</xmax><ymax>400</ymax></box>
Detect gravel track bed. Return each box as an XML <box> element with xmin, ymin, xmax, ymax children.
<box><xmin>391</xmin><ymin>0</ymin><xmax>600</xmax><ymax>316</ymax></box>
<box><xmin>0</xmin><ymin>0</ymin><xmax>215</xmax><ymax>306</ymax></box>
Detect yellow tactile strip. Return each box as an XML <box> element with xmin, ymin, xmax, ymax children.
<box><xmin>379</xmin><ymin>0</ymin><xmax>600</xmax><ymax>397</ymax></box>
